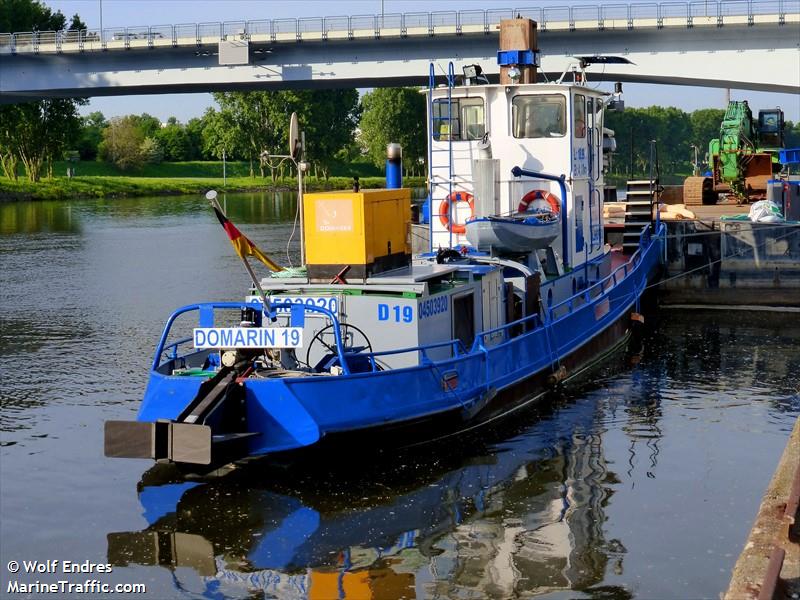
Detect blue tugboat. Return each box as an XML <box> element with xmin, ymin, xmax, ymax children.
<box><xmin>105</xmin><ymin>18</ymin><xmax>663</xmax><ymax>468</ymax></box>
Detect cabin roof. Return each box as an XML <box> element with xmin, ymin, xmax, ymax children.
<box><xmin>427</xmin><ymin>82</ymin><xmax>609</xmax><ymax>98</ymax></box>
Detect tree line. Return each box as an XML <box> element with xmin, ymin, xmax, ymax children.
<box><xmin>0</xmin><ymin>86</ymin><xmax>428</xmax><ymax>183</ymax></box>
<box><xmin>3</xmin><ymin>1</ymin><xmax>799</xmax><ymax>185</ymax></box>
<box><xmin>3</xmin><ymin>87</ymin><xmax>799</xmax><ymax>184</ymax></box>
<box><xmin>605</xmin><ymin>106</ymin><xmax>800</xmax><ymax>177</ymax></box>
<box><xmin>5</xmin><ymin>89</ymin><xmax>800</xmax><ymax>184</ymax></box>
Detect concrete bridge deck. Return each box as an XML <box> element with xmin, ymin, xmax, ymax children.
<box><xmin>2</xmin><ymin>2</ymin><xmax>798</xmax><ymax>55</ymax></box>
<box><xmin>1</xmin><ymin>0</ymin><xmax>798</xmax><ymax>100</ymax></box>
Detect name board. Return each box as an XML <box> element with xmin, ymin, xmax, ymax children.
<box><xmin>193</xmin><ymin>327</ymin><xmax>303</xmax><ymax>349</ymax></box>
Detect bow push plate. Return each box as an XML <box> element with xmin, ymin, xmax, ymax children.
<box><xmin>104</xmin><ymin>420</ymin><xmax>212</xmax><ymax>465</ymax></box>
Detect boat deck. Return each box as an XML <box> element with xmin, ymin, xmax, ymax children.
<box><xmin>610</xmin><ymin>247</ymin><xmax>628</xmax><ymax>271</ymax></box>
<box><xmin>607</xmin><ymin>202</ymin><xmax>752</xmax><ymax>226</ymax></box>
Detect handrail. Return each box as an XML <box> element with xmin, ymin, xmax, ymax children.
<box><xmin>546</xmin><ymin>224</ymin><xmax>656</xmax><ymax>322</ymax></box>
<box><xmin>152</xmin><ymin>300</ymin><xmax>352</xmax><ymax>375</ymax></box>
<box><xmin>472</xmin><ymin>312</ymin><xmax>542</xmax><ymax>348</ymax></box>
<box><xmin>2</xmin><ymin>0</ymin><xmax>796</xmax><ymax>53</ymax></box>
<box><xmin>363</xmin><ymin>337</ymin><xmax>468</xmax><ymax>359</ymax></box>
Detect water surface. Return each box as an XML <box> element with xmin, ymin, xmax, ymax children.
<box><xmin>1</xmin><ymin>194</ymin><xmax>797</xmax><ymax>599</ymax></box>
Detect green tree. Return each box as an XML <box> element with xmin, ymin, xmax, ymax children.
<box><xmin>359</xmin><ymin>87</ymin><xmax>427</xmax><ymax>176</ymax></box>
<box><xmin>0</xmin><ymin>99</ymin><xmax>82</xmax><ymax>181</ymax></box>
<box><xmin>156</xmin><ymin>121</ymin><xmax>192</xmax><ymax>161</ymax></box>
<box><xmin>140</xmin><ymin>137</ymin><xmax>164</xmax><ymax>164</ymax></box>
<box><xmin>202</xmin><ymin>90</ymin><xmax>359</xmax><ymax>180</ymax></box>
<box><xmin>209</xmin><ymin>91</ymin><xmax>297</xmax><ymax>178</ymax></box>
<box><xmin>690</xmin><ymin>108</ymin><xmax>725</xmax><ymax>158</ymax></box>
<box><xmin>785</xmin><ymin>120</ymin><xmax>800</xmax><ymax>149</ymax></box>
<box><xmin>1</xmin><ymin>0</ymin><xmax>71</xmax><ymax>32</ymax></box>
<box><xmin>185</xmin><ymin>117</ymin><xmax>207</xmax><ymax>160</ymax></box>
<box><xmin>76</xmin><ymin>111</ymin><xmax>107</xmax><ymax>160</ymax></box>
<box><xmin>42</xmin><ymin>98</ymin><xmax>84</xmax><ymax>178</ymax></box>
<box><xmin>0</xmin><ymin>105</ymin><xmax>22</xmax><ymax>179</ymax></box>
<box><xmin>131</xmin><ymin>113</ymin><xmax>162</xmax><ymax>139</ymax></box>
<box><xmin>201</xmin><ymin>107</ymin><xmax>244</xmax><ymax>163</ymax></box>
<box><xmin>294</xmin><ymin>89</ymin><xmax>360</xmax><ymax>179</ymax></box>
<box><xmin>99</xmin><ymin>116</ymin><xmax>145</xmax><ymax>171</ymax></box>
<box><xmin>0</xmin><ymin>0</ymin><xmax>86</xmax><ymax>181</ymax></box>
<box><xmin>67</xmin><ymin>14</ymin><xmax>85</xmax><ymax>31</ymax></box>
<box><xmin>605</xmin><ymin>106</ymin><xmax>691</xmax><ymax>177</ymax></box>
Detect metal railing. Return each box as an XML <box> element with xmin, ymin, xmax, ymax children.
<box><xmin>1</xmin><ymin>0</ymin><xmax>796</xmax><ymax>54</ymax></box>
<box><xmin>153</xmin><ymin>300</ymin><xmax>353</xmax><ymax>375</ymax></box>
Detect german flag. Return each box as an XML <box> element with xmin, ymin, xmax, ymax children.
<box><xmin>212</xmin><ymin>204</ymin><xmax>282</xmax><ymax>272</ymax></box>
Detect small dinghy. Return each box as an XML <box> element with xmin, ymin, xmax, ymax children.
<box><xmin>465</xmin><ymin>211</ymin><xmax>560</xmax><ymax>252</ymax></box>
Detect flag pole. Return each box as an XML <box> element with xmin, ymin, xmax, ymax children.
<box><xmin>240</xmin><ymin>254</ymin><xmax>275</xmax><ymax>320</ymax></box>
<box><xmin>207</xmin><ymin>191</ymin><xmax>274</xmax><ymax>320</ymax></box>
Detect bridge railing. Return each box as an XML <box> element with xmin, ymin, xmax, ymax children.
<box><xmin>458</xmin><ymin>10</ymin><xmax>487</xmax><ymax>34</ymax></box>
<box><xmin>1</xmin><ymin>0</ymin><xmax>798</xmax><ymax>55</ymax></box>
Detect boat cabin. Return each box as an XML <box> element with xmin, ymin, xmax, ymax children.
<box><xmin>427</xmin><ymin>80</ymin><xmax>611</xmax><ymax>275</ymax></box>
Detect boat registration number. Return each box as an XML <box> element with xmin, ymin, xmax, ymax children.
<box><xmin>246</xmin><ymin>295</ymin><xmax>338</xmax><ymax>315</ymax></box>
<box><xmin>193</xmin><ymin>327</ymin><xmax>303</xmax><ymax>349</ymax></box>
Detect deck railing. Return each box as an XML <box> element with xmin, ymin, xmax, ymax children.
<box><xmin>154</xmin><ymin>300</ymin><xmax>353</xmax><ymax>375</ymax></box>
<box><xmin>546</xmin><ymin>223</ymin><xmax>659</xmax><ymax>323</ymax></box>
<box><xmin>1</xmin><ymin>0</ymin><xmax>796</xmax><ymax>54</ymax></box>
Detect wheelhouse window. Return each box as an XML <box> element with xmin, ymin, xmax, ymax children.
<box><xmin>512</xmin><ymin>94</ymin><xmax>566</xmax><ymax>138</ymax></box>
<box><xmin>574</xmin><ymin>94</ymin><xmax>586</xmax><ymax>138</ymax></box>
<box><xmin>432</xmin><ymin>97</ymin><xmax>486</xmax><ymax>141</ymax></box>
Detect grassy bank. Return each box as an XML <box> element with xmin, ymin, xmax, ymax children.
<box><xmin>1</xmin><ymin>171</ymin><xmax>425</xmax><ymax>202</ymax></box>
<box><xmin>45</xmin><ymin>158</ymin><xmax>386</xmax><ymax>179</ymax></box>
<box><xmin>0</xmin><ymin>158</ymin><xmax>431</xmax><ymax>201</ymax></box>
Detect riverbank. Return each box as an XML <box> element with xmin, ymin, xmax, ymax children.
<box><xmin>0</xmin><ymin>175</ymin><xmax>427</xmax><ymax>202</ymax></box>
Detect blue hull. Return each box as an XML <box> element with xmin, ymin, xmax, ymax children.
<box><xmin>137</xmin><ymin>227</ymin><xmax>664</xmax><ymax>460</ymax></box>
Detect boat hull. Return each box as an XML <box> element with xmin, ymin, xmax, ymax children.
<box><xmin>135</xmin><ymin>227</ymin><xmax>663</xmax><ymax>462</ymax></box>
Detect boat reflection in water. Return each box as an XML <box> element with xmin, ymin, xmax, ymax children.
<box><xmin>108</xmin><ymin>385</ymin><xmax>636</xmax><ymax>599</ymax></box>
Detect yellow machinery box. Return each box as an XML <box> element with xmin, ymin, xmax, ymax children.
<box><xmin>304</xmin><ymin>188</ymin><xmax>411</xmax><ymax>281</ymax></box>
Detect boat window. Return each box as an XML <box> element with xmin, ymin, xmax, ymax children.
<box><xmin>574</xmin><ymin>94</ymin><xmax>586</xmax><ymax>138</ymax></box>
<box><xmin>432</xmin><ymin>97</ymin><xmax>485</xmax><ymax>141</ymax></box>
<box><xmin>512</xmin><ymin>95</ymin><xmax>566</xmax><ymax>138</ymax></box>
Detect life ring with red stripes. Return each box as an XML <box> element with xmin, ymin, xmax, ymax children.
<box><xmin>438</xmin><ymin>192</ymin><xmax>474</xmax><ymax>234</ymax></box>
<box><xmin>518</xmin><ymin>189</ymin><xmax>561</xmax><ymax>215</ymax></box>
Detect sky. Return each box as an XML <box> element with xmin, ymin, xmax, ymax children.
<box><xmin>39</xmin><ymin>0</ymin><xmax>800</xmax><ymax>123</ymax></box>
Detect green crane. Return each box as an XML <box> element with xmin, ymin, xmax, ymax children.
<box><xmin>685</xmin><ymin>101</ymin><xmax>785</xmax><ymax>205</ymax></box>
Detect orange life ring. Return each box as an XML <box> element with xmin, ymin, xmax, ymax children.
<box><xmin>518</xmin><ymin>189</ymin><xmax>561</xmax><ymax>215</ymax></box>
<box><xmin>438</xmin><ymin>192</ymin><xmax>474</xmax><ymax>234</ymax></box>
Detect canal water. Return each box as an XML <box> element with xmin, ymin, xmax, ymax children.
<box><xmin>1</xmin><ymin>194</ymin><xmax>797</xmax><ymax>600</ymax></box>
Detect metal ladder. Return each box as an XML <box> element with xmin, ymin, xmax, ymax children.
<box><xmin>622</xmin><ymin>141</ymin><xmax>661</xmax><ymax>254</ymax></box>
<box><xmin>427</xmin><ymin>62</ymin><xmax>456</xmax><ymax>250</ymax></box>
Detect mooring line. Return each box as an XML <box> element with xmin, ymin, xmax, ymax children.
<box><xmin>623</xmin><ymin>221</ymin><xmax>800</xmax><ymax>241</ymax></box>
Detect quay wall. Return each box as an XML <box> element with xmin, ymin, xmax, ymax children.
<box><xmin>660</xmin><ymin>220</ymin><xmax>800</xmax><ymax>307</ymax></box>
<box><xmin>724</xmin><ymin>418</ymin><xmax>800</xmax><ymax>599</ymax></box>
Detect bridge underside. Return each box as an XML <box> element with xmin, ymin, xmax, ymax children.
<box><xmin>1</xmin><ymin>25</ymin><xmax>797</xmax><ymax>101</ymax></box>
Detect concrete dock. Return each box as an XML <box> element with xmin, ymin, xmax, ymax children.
<box><xmin>725</xmin><ymin>418</ymin><xmax>799</xmax><ymax>599</ymax></box>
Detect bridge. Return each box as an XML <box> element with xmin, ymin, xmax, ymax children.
<box><xmin>1</xmin><ymin>0</ymin><xmax>798</xmax><ymax>101</ymax></box>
